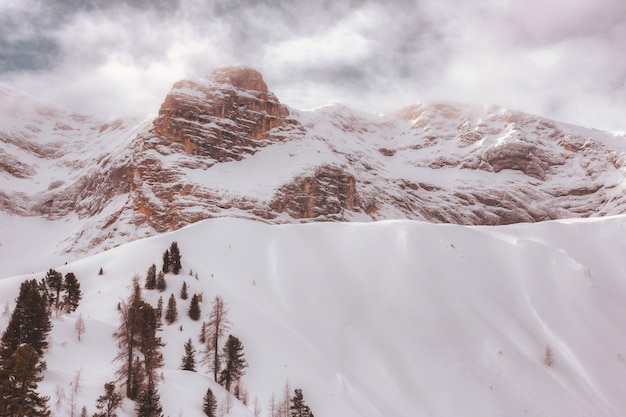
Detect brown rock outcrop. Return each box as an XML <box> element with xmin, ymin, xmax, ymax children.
<box><xmin>151</xmin><ymin>66</ymin><xmax>301</xmax><ymax>162</ymax></box>
<box><xmin>269</xmin><ymin>165</ymin><xmax>361</xmax><ymax>220</ymax></box>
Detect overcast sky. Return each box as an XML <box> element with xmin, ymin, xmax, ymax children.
<box><xmin>1</xmin><ymin>0</ymin><xmax>625</xmax><ymax>131</ymax></box>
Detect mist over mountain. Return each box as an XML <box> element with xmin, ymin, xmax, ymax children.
<box><xmin>2</xmin><ymin>65</ymin><xmax>626</xmax><ymax>270</ymax></box>
<box><xmin>1</xmin><ymin>65</ymin><xmax>626</xmax><ymax>417</ymax></box>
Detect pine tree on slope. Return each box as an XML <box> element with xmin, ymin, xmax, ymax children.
<box><xmin>290</xmin><ymin>389</ymin><xmax>314</xmax><ymax>417</ymax></box>
<box><xmin>169</xmin><ymin>241</ymin><xmax>182</xmax><ymax>275</ymax></box>
<box><xmin>156</xmin><ymin>271</ymin><xmax>166</xmax><ymax>292</ymax></box>
<box><xmin>93</xmin><ymin>381</ymin><xmax>121</xmax><ymax>417</ymax></box>
<box><xmin>113</xmin><ymin>277</ymin><xmax>146</xmax><ymax>400</ymax></box>
<box><xmin>162</xmin><ymin>250</ymin><xmax>170</xmax><ymax>274</ymax></box>
<box><xmin>63</xmin><ymin>272</ymin><xmax>82</xmax><ymax>313</ymax></box>
<box><xmin>145</xmin><ymin>264</ymin><xmax>157</xmax><ymax>290</ymax></box>
<box><xmin>0</xmin><ymin>279</ymin><xmax>52</xmax><ymax>363</ymax></box>
<box><xmin>136</xmin><ymin>380</ymin><xmax>163</xmax><ymax>417</ymax></box>
<box><xmin>180</xmin><ymin>338</ymin><xmax>197</xmax><ymax>371</ymax></box>
<box><xmin>218</xmin><ymin>334</ymin><xmax>248</xmax><ymax>392</ymax></box>
<box><xmin>204</xmin><ymin>295</ymin><xmax>231</xmax><ymax>382</ymax></box>
<box><xmin>202</xmin><ymin>387</ymin><xmax>218</xmax><ymax>417</ymax></box>
<box><xmin>0</xmin><ymin>343</ymin><xmax>51</xmax><ymax>417</ymax></box>
<box><xmin>45</xmin><ymin>268</ymin><xmax>63</xmax><ymax>310</ymax></box>
<box><xmin>180</xmin><ymin>281</ymin><xmax>188</xmax><ymax>300</ymax></box>
<box><xmin>189</xmin><ymin>293</ymin><xmax>201</xmax><ymax>321</ymax></box>
<box><xmin>165</xmin><ymin>293</ymin><xmax>178</xmax><ymax>324</ymax></box>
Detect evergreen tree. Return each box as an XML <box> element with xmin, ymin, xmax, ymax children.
<box><xmin>180</xmin><ymin>338</ymin><xmax>197</xmax><ymax>371</ymax></box>
<box><xmin>165</xmin><ymin>294</ymin><xmax>178</xmax><ymax>325</ymax></box>
<box><xmin>0</xmin><ymin>344</ymin><xmax>51</xmax><ymax>417</ymax></box>
<box><xmin>93</xmin><ymin>381</ymin><xmax>121</xmax><ymax>417</ymax></box>
<box><xmin>144</xmin><ymin>264</ymin><xmax>157</xmax><ymax>290</ymax></box>
<box><xmin>113</xmin><ymin>277</ymin><xmax>145</xmax><ymax>400</ymax></box>
<box><xmin>45</xmin><ymin>268</ymin><xmax>63</xmax><ymax>309</ymax></box>
<box><xmin>63</xmin><ymin>272</ymin><xmax>82</xmax><ymax>313</ymax></box>
<box><xmin>289</xmin><ymin>389</ymin><xmax>314</xmax><ymax>417</ymax></box>
<box><xmin>180</xmin><ymin>281</ymin><xmax>188</xmax><ymax>300</ymax></box>
<box><xmin>156</xmin><ymin>271</ymin><xmax>166</xmax><ymax>292</ymax></box>
<box><xmin>198</xmin><ymin>321</ymin><xmax>206</xmax><ymax>344</ymax></box>
<box><xmin>156</xmin><ymin>296</ymin><xmax>163</xmax><ymax>320</ymax></box>
<box><xmin>202</xmin><ymin>387</ymin><xmax>218</xmax><ymax>417</ymax></box>
<box><xmin>188</xmin><ymin>293</ymin><xmax>201</xmax><ymax>321</ymax></box>
<box><xmin>162</xmin><ymin>250</ymin><xmax>170</xmax><ymax>274</ymax></box>
<box><xmin>138</xmin><ymin>301</ymin><xmax>164</xmax><ymax>385</ymax></box>
<box><xmin>135</xmin><ymin>381</ymin><xmax>163</xmax><ymax>417</ymax></box>
<box><xmin>0</xmin><ymin>279</ymin><xmax>52</xmax><ymax>363</ymax></box>
<box><xmin>204</xmin><ymin>296</ymin><xmax>230</xmax><ymax>382</ymax></box>
<box><xmin>218</xmin><ymin>335</ymin><xmax>248</xmax><ymax>392</ymax></box>
<box><xmin>169</xmin><ymin>241</ymin><xmax>182</xmax><ymax>275</ymax></box>
<box><xmin>128</xmin><ymin>355</ymin><xmax>146</xmax><ymax>401</ymax></box>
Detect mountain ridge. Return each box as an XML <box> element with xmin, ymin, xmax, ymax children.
<box><xmin>1</xmin><ymin>65</ymin><xmax>626</xmax><ymax>260</ymax></box>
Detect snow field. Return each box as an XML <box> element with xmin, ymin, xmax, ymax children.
<box><xmin>1</xmin><ymin>216</ymin><xmax>626</xmax><ymax>416</ymax></box>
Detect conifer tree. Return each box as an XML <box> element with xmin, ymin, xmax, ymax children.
<box><xmin>145</xmin><ymin>264</ymin><xmax>157</xmax><ymax>290</ymax></box>
<box><xmin>162</xmin><ymin>250</ymin><xmax>170</xmax><ymax>274</ymax></box>
<box><xmin>113</xmin><ymin>277</ymin><xmax>145</xmax><ymax>400</ymax></box>
<box><xmin>165</xmin><ymin>294</ymin><xmax>178</xmax><ymax>325</ymax></box>
<box><xmin>180</xmin><ymin>338</ymin><xmax>197</xmax><ymax>371</ymax></box>
<box><xmin>156</xmin><ymin>296</ymin><xmax>163</xmax><ymax>320</ymax></box>
<box><xmin>93</xmin><ymin>381</ymin><xmax>121</xmax><ymax>417</ymax></box>
<box><xmin>45</xmin><ymin>268</ymin><xmax>63</xmax><ymax>309</ymax></box>
<box><xmin>128</xmin><ymin>355</ymin><xmax>146</xmax><ymax>401</ymax></box>
<box><xmin>156</xmin><ymin>271</ymin><xmax>166</xmax><ymax>292</ymax></box>
<box><xmin>289</xmin><ymin>389</ymin><xmax>314</xmax><ymax>417</ymax></box>
<box><xmin>135</xmin><ymin>380</ymin><xmax>163</xmax><ymax>417</ymax></box>
<box><xmin>63</xmin><ymin>272</ymin><xmax>82</xmax><ymax>313</ymax></box>
<box><xmin>204</xmin><ymin>296</ymin><xmax>230</xmax><ymax>382</ymax></box>
<box><xmin>169</xmin><ymin>241</ymin><xmax>182</xmax><ymax>275</ymax></box>
<box><xmin>180</xmin><ymin>281</ymin><xmax>188</xmax><ymax>300</ymax></box>
<box><xmin>202</xmin><ymin>387</ymin><xmax>218</xmax><ymax>417</ymax></box>
<box><xmin>199</xmin><ymin>321</ymin><xmax>207</xmax><ymax>344</ymax></box>
<box><xmin>0</xmin><ymin>279</ymin><xmax>52</xmax><ymax>363</ymax></box>
<box><xmin>218</xmin><ymin>335</ymin><xmax>248</xmax><ymax>392</ymax></box>
<box><xmin>0</xmin><ymin>343</ymin><xmax>51</xmax><ymax>417</ymax></box>
<box><xmin>138</xmin><ymin>301</ymin><xmax>164</xmax><ymax>385</ymax></box>
<box><xmin>188</xmin><ymin>293</ymin><xmax>201</xmax><ymax>321</ymax></box>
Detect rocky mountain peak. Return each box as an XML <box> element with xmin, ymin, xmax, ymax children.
<box><xmin>151</xmin><ymin>65</ymin><xmax>298</xmax><ymax>161</ymax></box>
<box><xmin>209</xmin><ymin>65</ymin><xmax>269</xmax><ymax>93</ymax></box>
<box><xmin>2</xmin><ymin>67</ymin><xmax>626</xmax><ymax>257</ymax></box>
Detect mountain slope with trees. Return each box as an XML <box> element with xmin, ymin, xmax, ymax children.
<box><xmin>1</xmin><ymin>216</ymin><xmax>626</xmax><ymax>417</ymax></box>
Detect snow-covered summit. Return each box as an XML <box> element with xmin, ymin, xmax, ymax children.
<box><xmin>2</xmin><ymin>66</ymin><xmax>626</xmax><ymax>261</ymax></box>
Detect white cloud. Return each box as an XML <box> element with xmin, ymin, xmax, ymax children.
<box><xmin>1</xmin><ymin>0</ymin><xmax>625</xmax><ymax>130</ymax></box>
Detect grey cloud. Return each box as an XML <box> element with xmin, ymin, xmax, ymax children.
<box><xmin>0</xmin><ymin>0</ymin><xmax>624</xmax><ymax>131</ymax></box>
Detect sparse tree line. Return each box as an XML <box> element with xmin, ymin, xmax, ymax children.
<box><xmin>110</xmin><ymin>241</ymin><xmax>315</xmax><ymax>417</ymax></box>
<box><xmin>0</xmin><ymin>243</ymin><xmax>315</xmax><ymax>417</ymax></box>
<box><xmin>0</xmin><ymin>267</ymin><xmax>83</xmax><ymax>417</ymax></box>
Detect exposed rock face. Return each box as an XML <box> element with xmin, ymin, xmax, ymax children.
<box><xmin>2</xmin><ymin>68</ymin><xmax>626</xmax><ymax>256</ymax></box>
<box><xmin>269</xmin><ymin>165</ymin><xmax>361</xmax><ymax>220</ymax></box>
<box><xmin>152</xmin><ymin>66</ymin><xmax>300</xmax><ymax>162</ymax></box>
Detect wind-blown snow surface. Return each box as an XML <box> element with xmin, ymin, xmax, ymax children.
<box><xmin>2</xmin><ymin>217</ymin><xmax>626</xmax><ymax>417</ymax></box>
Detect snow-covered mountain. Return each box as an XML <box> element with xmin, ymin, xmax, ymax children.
<box><xmin>2</xmin><ymin>216</ymin><xmax>626</xmax><ymax>417</ymax></box>
<box><xmin>3</xmin><ymin>66</ymin><xmax>626</xmax><ymax>417</ymax></box>
<box><xmin>2</xmin><ymin>65</ymin><xmax>626</xmax><ymax>266</ymax></box>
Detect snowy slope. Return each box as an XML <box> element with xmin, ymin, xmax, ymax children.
<box><xmin>3</xmin><ymin>68</ymin><xmax>626</xmax><ymax>266</ymax></box>
<box><xmin>2</xmin><ymin>216</ymin><xmax>626</xmax><ymax>417</ymax></box>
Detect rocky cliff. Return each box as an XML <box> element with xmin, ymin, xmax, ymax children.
<box><xmin>1</xmin><ymin>67</ymin><xmax>625</xmax><ymax>255</ymax></box>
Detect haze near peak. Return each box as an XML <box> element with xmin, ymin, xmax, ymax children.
<box><xmin>0</xmin><ymin>0</ymin><xmax>624</xmax><ymax>131</ymax></box>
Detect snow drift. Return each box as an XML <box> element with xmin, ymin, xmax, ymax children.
<box><xmin>2</xmin><ymin>216</ymin><xmax>626</xmax><ymax>417</ymax></box>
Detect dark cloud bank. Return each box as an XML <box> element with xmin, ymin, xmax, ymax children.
<box><xmin>1</xmin><ymin>0</ymin><xmax>625</xmax><ymax>131</ymax></box>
